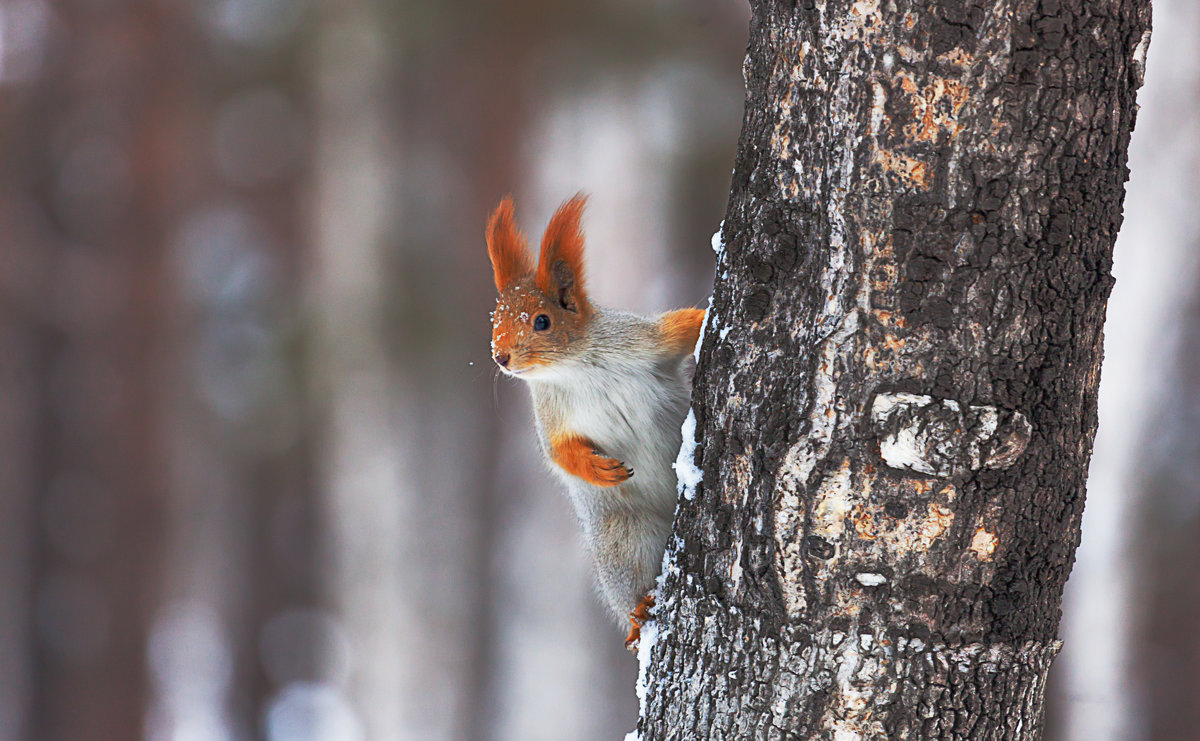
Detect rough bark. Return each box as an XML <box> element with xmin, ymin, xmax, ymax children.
<box><xmin>635</xmin><ymin>1</ymin><xmax>1151</xmax><ymax>738</ymax></box>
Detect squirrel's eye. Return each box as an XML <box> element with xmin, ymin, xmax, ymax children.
<box><xmin>533</xmin><ymin>314</ymin><xmax>551</xmax><ymax>331</ymax></box>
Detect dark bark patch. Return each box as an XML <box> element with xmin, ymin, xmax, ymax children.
<box><xmin>805</xmin><ymin>536</ymin><xmax>835</xmax><ymax>560</ymax></box>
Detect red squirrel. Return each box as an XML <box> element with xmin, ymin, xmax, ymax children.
<box><xmin>486</xmin><ymin>195</ymin><xmax>704</xmax><ymax>649</ymax></box>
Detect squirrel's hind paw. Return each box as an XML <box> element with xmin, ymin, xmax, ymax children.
<box><xmin>624</xmin><ymin>593</ymin><xmax>656</xmax><ymax>652</ymax></box>
<box><xmin>624</xmin><ymin>624</ymin><xmax>641</xmax><ymax>652</ymax></box>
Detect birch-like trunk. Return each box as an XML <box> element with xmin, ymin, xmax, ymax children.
<box><xmin>634</xmin><ymin>0</ymin><xmax>1151</xmax><ymax>737</ymax></box>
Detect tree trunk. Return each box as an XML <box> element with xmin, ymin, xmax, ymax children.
<box><xmin>634</xmin><ymin>1</ymin><xmax>1151</xmax><ymax>738</ymax></box>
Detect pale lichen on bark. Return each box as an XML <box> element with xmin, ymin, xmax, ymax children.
<box><xmin>870</xmin><ymin>392</ymin><xmax>1031</xmax><ymax>477</ymax></box>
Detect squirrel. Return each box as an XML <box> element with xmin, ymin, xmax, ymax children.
<box><xmin>486</xmin><ymin>194</ymin><xmax>704</xmax><ymax>649</ymax></box>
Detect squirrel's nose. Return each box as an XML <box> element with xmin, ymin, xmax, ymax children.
<box><xmin>494</xmin><ymin>352</ymin><xmax>510</xmax><ymax>368</ymax></box>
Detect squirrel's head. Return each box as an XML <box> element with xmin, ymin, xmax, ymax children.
<box><xmin>486</xmin><ymin>195</ymin><xmax>592</xmax><ymax>379</ymax></box>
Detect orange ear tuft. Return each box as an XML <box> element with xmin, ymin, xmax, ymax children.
<box><xmin>537</xmin><ymin>194</ymin><xmax>589</xmax><ymax>312</ymax></box>
<box><xmin>486</xmin><ymin>196</ymin><xmax>533</xmax><ymax>292</ymax></box>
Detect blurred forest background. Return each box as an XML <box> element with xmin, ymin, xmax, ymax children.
<box><xmin>0</xmin><ymin>1</ymin><xmax>1195</xmax><ymax>740</ymax></box>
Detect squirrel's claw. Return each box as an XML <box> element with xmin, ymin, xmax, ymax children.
<box><xmin>591</xmin><ymin>456</ymin><xmax>633</xmax><ymax>486</ymax></box>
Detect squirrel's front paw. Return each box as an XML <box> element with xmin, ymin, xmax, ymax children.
<box><xmin>589</xmin><ymin>452</ymin><xmax>633</xmax><ymax>487</ymax></box>
<box><xmin>549</xmin><ymin>434</ymin><xmax>633</xmax><ymax>487</ymax></box>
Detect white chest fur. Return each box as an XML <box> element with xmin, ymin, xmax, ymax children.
<box><xmin>524</xmin><ymin>344</ymin><xmax>693</xmax><ymax>621</ymax></box>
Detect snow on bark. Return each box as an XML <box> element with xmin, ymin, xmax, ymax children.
<box><xmin>673</xmin><ymin>410</ymin><xmax>703</xmax><ymax>501</ymax></box>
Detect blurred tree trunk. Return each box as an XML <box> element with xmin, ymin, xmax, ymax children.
<box><xmin>310</xmin><ymin>6</ymin><xmax>409</xmax><ymax>740</ymax></box>
<box><xmin>147</xmin><ymin>9</ymin><xmax>321</xmax><ymax>741</ymax></box>
<box><xmin>0</xmin><ymin>214</ymin><xmax>39</xmax><ymax>741</ymax></box>
<box><xmin>634</xmin><ymin>1</ymin><xmax>1150</xmax><ymax>738</ymax></box>
<box><xmin>0</xmin><ymin>3</ymin><xmax>175</xmax><ymax>740</ymax></box>
<box><xmin>1134</xmin><ymin>249</ymin><xmax>1200</xmax><ymax>738</ymax></box>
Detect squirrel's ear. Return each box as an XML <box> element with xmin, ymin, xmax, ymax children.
<box><xmin>486</xmin><ymin>196</ymin><xmax>533</xmax><ymax>292</ymax></box>
<box><xmin>537</xmin><ymin>194</ymin><xmax>589</xmax><ymax>312</ymax></box>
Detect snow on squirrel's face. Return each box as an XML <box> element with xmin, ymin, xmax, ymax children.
<box><xmin>486</xmin><ymin>194</ymin><xmax>593</xmax><ymax>379</ymax></box>
<box><xmin>490</xmin><ymin>278</ymin><xmax>589</xmax><ymax>379</ymax></box>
